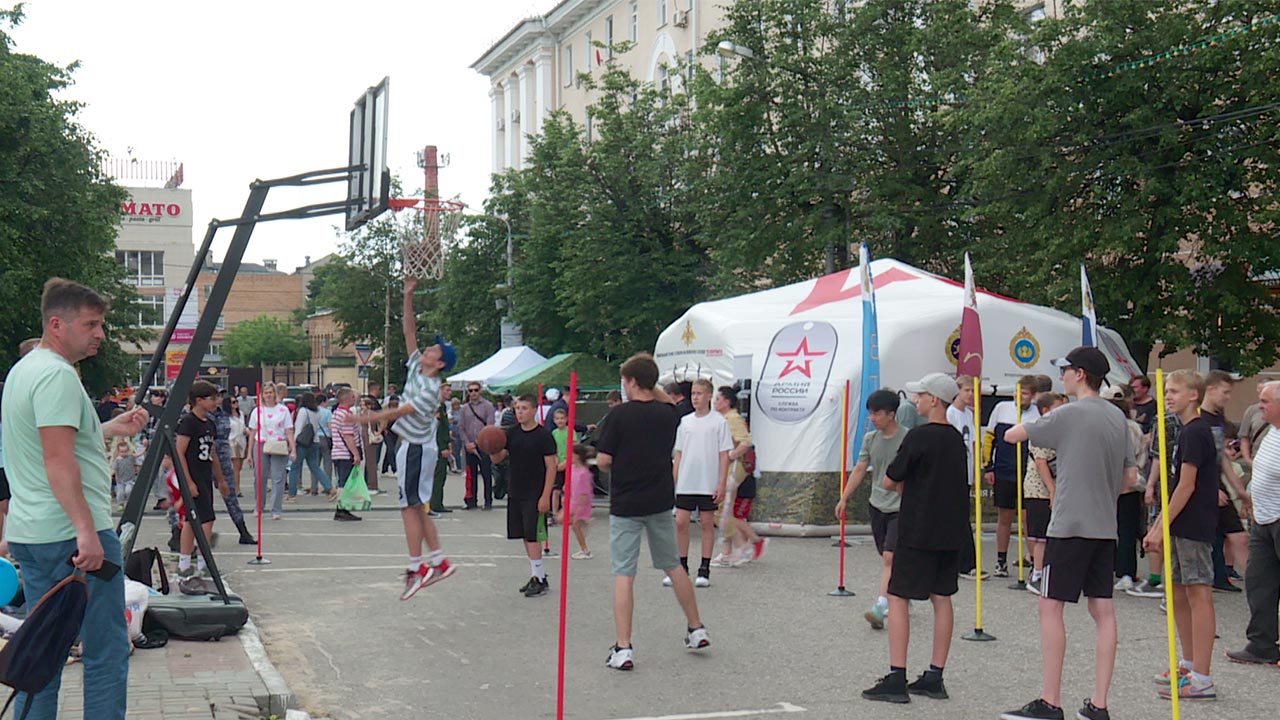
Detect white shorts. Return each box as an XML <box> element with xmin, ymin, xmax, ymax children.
<box><xmin>396</xmin><ymin>440</ymin><xmax>437</xmax><ymax>509</ymax></box>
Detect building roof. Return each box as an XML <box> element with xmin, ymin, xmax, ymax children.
<box><xmin>201</xmin><ymin>262</ymin><xmax>284</xmax><ymax>275</ymax></box>
<box><xmin>470</xmin><ymin>0</ymin><xmax>612</xmax><ymax>77</ymax></box>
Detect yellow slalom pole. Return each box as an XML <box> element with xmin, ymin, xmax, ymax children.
<box><xmin>1155</xmin><ymin>370</ymin><xmax>1181</xmax><ymax>719</ymax></box>
<box><xmin>964</xmin><ymin>376</ymin><xmax>995</xmax><ymax>640</ymax></box>
<box><xmin>1011</xmin><ymin>382</ymin><xmax>1027</xmax><ymax>589</ymax></box>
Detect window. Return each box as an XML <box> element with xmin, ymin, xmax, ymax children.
<box><xmin>605</xmin><ymin>16</ymin><xmax>614</xmax><ymax>59</ymax></box>
<box><xmin>586</xmin><ymin>113</ymin><xmax>594</xmax><ymax>143</ymax></box>
<box><xmin>116</xmin><ymin>250</ymin><xmax>164</xmax><ymax>286</ymax></box>
<box><xmin>563</xmin><ymin>45</ymin><xmax>574</xmax><ymax>86</ymax></box>
<box><xmin>686</xmin><ymin>50</ymin><xmax>695</xmax><ymax>83</ymax></box>
<box><xmin>629</xmin><ymin>2</ymin><xmax>638</xmax><ymax>42</ymax></box>
<box><xmin>658</xmin><ymin>65</ymin><xmax>671</xmax><ymax>94</ymax></box>
<box><xmin>659</xmin><ymin>0</ymin><xmax>668</xmax><ymax>26</ymax></box>
<box><xmin>136</xmin><ymin>294</ymin><xmax>165</xmax><ymax>327</ymax></box>
<box><xmin>217</xmin><ymin>315</ymin><xmax>225</xmax><ymax>330</ymax></box>
<box><xmin>585</xmin><ymin>31</ymin><xmax>593</xmax><ymax>74</ymax></box>
<box><xmin>716</xmin><ymin>54</ymin><xmax>726</xmax><ymax>83</ymax></box>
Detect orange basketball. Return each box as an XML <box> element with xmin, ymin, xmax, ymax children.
<box><xmin>477</xmin><ymin>425</ymin><xmax>507</xmax><ymax>455</ymax></box>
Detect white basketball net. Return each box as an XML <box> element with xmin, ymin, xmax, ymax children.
<box><xmin>397</xmin><ymin>199</ymin><xmax>465</xmax><ymax>280</ymax></box>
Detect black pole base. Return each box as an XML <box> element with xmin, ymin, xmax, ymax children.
<box><xmin>247</xmin><ymin>557</ymin><xmax>272</xmax><ymax>566</ymax></box>
<box><xmin>962</xmin><ymin>628</ymin><xmax>997</xmax><ymax>642</ymax></box>
<box><xmin>1009</xmin><ymin>580</ymin><xmax>1029</xmax><ymax>591</ymax></box>
<box><xmin>828</xmin><ymin>586</ymin><xmax>856</xmax><ymax>597</ymax></box>
<box><xmin>831</xmin><ymin>539</ymin><xmax>851</xmax><ymax>547</ymax></box>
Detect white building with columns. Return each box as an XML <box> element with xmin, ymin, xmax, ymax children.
<box><xmin>471</xmin><ymin>0</ymin><xmax>728</xmax><ymax>173</ymax></box>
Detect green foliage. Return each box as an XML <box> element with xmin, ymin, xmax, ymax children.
<box><xmin>222</xmin><ymin>315</ymin><xmax>308</xmax><ymax>367</ymax></box>
<box><xmin>0</xmin><ymin>6</ymin><xmax>149</xmax><ymax>392</ymax></box>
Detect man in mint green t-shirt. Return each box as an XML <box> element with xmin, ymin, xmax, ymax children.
<box><xmin>1</xmin><ymin>278</ymin><xmax>147</xmax><ymax>720</ymax></box>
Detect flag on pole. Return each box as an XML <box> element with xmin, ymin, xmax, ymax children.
<box><xmin>957</xmin><ymin>252</ymin><xmax>983</xmax><ymax>379</ymax></box>
<box><xmin>1081</xmin><ymin>263</ymin><xmax>1097</xmax><ymax>347</ymax></box>
<box><xmin>851</xmin><ymin>244</ymin><xmax>880</xmax><ymax>461</ymax></box>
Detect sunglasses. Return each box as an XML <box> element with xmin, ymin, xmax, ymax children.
<box><xmin>468</xmin><ymin>389</ymin><xmax>481</xmax><ymax>393</ymax></box>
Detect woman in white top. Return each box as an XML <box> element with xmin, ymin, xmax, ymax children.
<box><xmin>247</xmin><ymin>384</ymin><xmax>295</xmax><ymax>520</ymax></box>
<box><xmin>288</xmin><ymin>392</ymin><xmax>336</xmax><ymax>501</ymax></box>
<box><xmin>226</xmin><ymin>396</ymin><xmax>250</xmax><ymax>482</ymax></box>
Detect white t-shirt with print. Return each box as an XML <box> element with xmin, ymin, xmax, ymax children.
<box><xmin>248</xmin><ymin>404</ymin><xmax>292</xmax><ymax>443</ymax></box>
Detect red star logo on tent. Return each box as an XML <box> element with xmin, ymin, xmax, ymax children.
<box><xmin>776</xmin><ymin>337</ymin><xmax>828</xmax><ymax>378</ymax></box>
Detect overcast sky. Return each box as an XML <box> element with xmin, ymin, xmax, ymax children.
<box><xmin>11</xmin><ymin>0</ymin><xmax>551</xmax><ymax>272</ymax></box>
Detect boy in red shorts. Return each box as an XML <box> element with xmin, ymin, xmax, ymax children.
<box><xmin>713</xmin><ymin>386</ymin><xmax>765</xmax><ymax>566</ymax></box>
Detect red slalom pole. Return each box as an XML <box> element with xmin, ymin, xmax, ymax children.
<box><xmin>555</xmin><ymin>372</ymin><xmax>578</xmax><ymax>720</ymax></box>
<box><xmin>248</xmin><ymin>382</ymin><xmax>269</xmax><ymax>565</ymax></box>
<box><xmin>537</xmin><ymin>382</ymin><xmax>545</xmax><ymax>424</ymax></box>
<box><xmin>829</xmin><ymin>380</ymin><xmax>854</xmax><ymax>597</ymax></box>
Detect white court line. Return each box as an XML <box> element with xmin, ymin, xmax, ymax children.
<box><xmin>219</xmin><ymin>552</ymin><xmax>557</xmax><ymax>560</ymax></box>
<box><xmin>608</xmin><ymin>703</ymin><xmax>806</xmax><ymax>720</ymax></box>
<box><xmin>248</xmin><ymin>562</ymin><xmax>497</xmax><ymax>573</ymax></box>
<box><xmin>237</xmin><ymin>532</ymin><xmax>505</xmax><ymax>538</ymax></box>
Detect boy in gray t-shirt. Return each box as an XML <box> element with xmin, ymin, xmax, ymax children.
<box><xmin>835</xmin><ymin>389</ymin><xmax>905</xmax><ymax>630</ymax></box>
<box><xmin>1001</xmin><ymin>347</ymin><xmax>1139</xmax><ymax>720</ymax></box>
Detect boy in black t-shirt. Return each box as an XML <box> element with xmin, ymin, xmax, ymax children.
<box><xmin>1143</xmin><ymin>370</ymin><xmax>1220</xmax><ymax>700</ymax></box>
<box><xmin>176</xmin><ymin>381</ymin><xmax>226</xmax><ymax>579</ymax></box>
<box><xmin>863</xmin><ymin>374</ymin><xmax>968</xmax><ymax>704</ymax></box>
<box><xmin>596</xmin><ymin>354</ymin><xmax>709</xmax><ymax>671</ymax></box>
<box><xmin>488</xmin><ymin>394</ymin><xmax>557</xmax><ymax>597</ymax></box>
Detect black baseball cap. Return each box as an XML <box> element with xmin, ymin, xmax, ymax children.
<box><xmin>1051</xmin><ymin>346</ymin><xmax>1111</xmax><ymax>379</ymax></box>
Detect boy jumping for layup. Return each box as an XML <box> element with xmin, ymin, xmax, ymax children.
<box><xmin>356</xmin><ymin>277</ymin><xmax>456</xmax><ymax>600</ymax></box>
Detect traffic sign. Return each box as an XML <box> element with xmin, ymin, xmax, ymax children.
<box><xmin>358</xmin><ymin>364</ymin><xmax>370</xmax><ymax>379</ymax></box>
<box><xmin>355</xmin><ymin>343</ymin><xmax>373</xmax><ymax>365</ymax></box>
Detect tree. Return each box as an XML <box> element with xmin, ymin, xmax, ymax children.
<box><xmin>0</xmin><ymin>7</ymin><xmax>148</xmax><ymax>392</ymax></box>
<box><xmin>956</xmin><ymin>0</ymin><xmax>1280</xmax><ymax>371</ymax></box>
<box><xmin>222</xmin><ymin>315</ymin><xmax>309</xmax><ymax>367</ymax></box>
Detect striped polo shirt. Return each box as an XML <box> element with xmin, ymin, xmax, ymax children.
<box><xmin>394</xmin><ymin>350</ymin><xmax>441</xmax><ymax>446</ymax></box>
<box><xmin>1252</xmin><ymin>429</ymin><xmax>1280</xmax><ymax>525</ymax></box>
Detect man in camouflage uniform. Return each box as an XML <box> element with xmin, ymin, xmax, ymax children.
<box><xmin>211</xmin><ymin>391</ymin><xmax>255</xmax><ymax>544</ymax></box>
<box><xmin>429</xmin><ymin>382</ymin><xmax>454</xmax><ymax>517</ymax></box>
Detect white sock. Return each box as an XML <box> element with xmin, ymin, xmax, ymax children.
<box><xmin>408</xmin><ymin>555</ymin><xmax>423</xmax><ymax>572</ymax></box>
<box><xmin>429</xmin><ymin>549</ymin><xmax>444</xmax><ymax>567</ymax></box>
<box><xmin>531</xmin><ymin>559</ymin><xmax>545</xmax><ymax>580</ymax></box>
<box><xmin>1188</xmin><ymin>670</ymin><xmax>1211</xmax><ymax>685</ymax></box>
<box><xmin>197</xmin><ymin>558</ymin><xmax>207</xmax><ymax>573</ymax></box>
<box><xmin>876</xmin><ymin>595</ymin><xmax>888</xmax><ymax>610</ymax></box>
<box><xmin>178</xmin><ymin>554</ymin><xmax>191</xmax><ymax>571</ymax></box>
<box><xmin>1179</xmin><ymin>658</ymin><xmax>1194</xmax><ymax>671</ymax></box>
<box><xmin>1032</xmin><ymin>569</ymin><xmax>1043</xmax><ymax>582</ymax></box>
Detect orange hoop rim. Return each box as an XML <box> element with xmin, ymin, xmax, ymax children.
<box><xmin>388</xmin><ymin>197</ymin><xmax>466</xmax><ymax>213</ymax></box>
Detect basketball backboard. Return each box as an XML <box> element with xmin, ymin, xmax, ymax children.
<box><xmin>346</xmin><ymin>76</ymin><xmax>391</xmax><ymax>231</ymax></box>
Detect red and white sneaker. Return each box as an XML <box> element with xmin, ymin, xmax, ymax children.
<box><xmin>752</xmin><ymin>538</ymin><xmax>770</xmax><ymax>561</ymax></box>
<box><xmin>399</xmin><ymin>559</ymin><xmax>456</xmax><ymax>601</ymax></box>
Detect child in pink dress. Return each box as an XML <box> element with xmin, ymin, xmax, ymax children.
<box><xmin>565</xmin><ymin>445</ymin><xmax>595</xmax><ymax>559</ymax></box>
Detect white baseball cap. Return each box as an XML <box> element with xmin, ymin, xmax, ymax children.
<box><xmin>904</xmin><ymin>372</ymin><xmax>960</xmax><ymax>404</ymax></box>
<box><xmin>545</xmin><ymin>387</ymin><xmax>561</xmax><ymax>401</ymax></box>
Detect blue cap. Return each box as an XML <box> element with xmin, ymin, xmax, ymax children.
<box><xmin>434</xmin><ymin>335</ymin><xmax>458</xmax><ymax>373</ymax></box>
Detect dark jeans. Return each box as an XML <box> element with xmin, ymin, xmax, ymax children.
<box><xmin>10</xmin><ymin>530</ymin><xmax>129</xmax><ymax>719</ymax></box>
<box><xmin>381</xmin><ymin>435</ymin><xmax>399</xmax><ymax>473</ymax></box>
<box><xmin>334</xmin><ymin>458</ymin><xmax>356</xmax><ymax>488</ymax></box>
<box><xmin>465</xmin><ymin>449</ymin><xmax>492</xmax><ymax>507</ymax></box>
<box><xmin>1244</xmin><ymin>520</ymin><xmax>1280</xmax><ymax>661</ymax></box>
<box><xmin>1115</xmin><ymin>491</ymin><xmax>1144</xmax><ymax>579</ymax></box>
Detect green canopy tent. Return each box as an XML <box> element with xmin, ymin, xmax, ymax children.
<box><xmin>486</xmin><ymin>353</ymin><xmax>620</xmax><ymax>397</ymax></box>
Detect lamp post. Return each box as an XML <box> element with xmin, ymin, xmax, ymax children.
<box><xmin>717</xmin><ymin>39</ymin><xmax>845</xmax><ymax>274</ymax></box>
<box><xmin>485</xmin><ymin>213</ymin><xmax>522</xmax><ymax>347</ymax></box>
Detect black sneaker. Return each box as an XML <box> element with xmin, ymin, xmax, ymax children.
<box><xmin>519</xmin><ymin>577</ymin><xmax>537</xmax><ymax>594</ymax></box>
<box><xmin>524</xmin><ymin>577</ymin><xmax>549</xmax><ymax>597</ymax></box>
<box><xmin>1000</xmin><ymin>698</ymin><xmax>1064</xmax><ymax>720</ymax></box>
<box><xmin>994</xmin><ymin>562</ymin><xmax>1010</xmax><ymax>578</ymax></box>
<box><xmin>334</xmin><ymin>509</ymin><xmax>361</xmax><ymax>522</ymax></box>
<box><xmin>1212</xmin><ymin>581</ymin><xmax>1242</xmax><ymax>593</ymax></box>
<box><xmin>861</xmin><ymin>673</ymin><xmax>909</xmax><ymax>704</ymax></box>
<box><xmin>1076</xmin><ymin>699</ymin><xmax>1110</xmax><ymax>720</ymax></box>
<box><xmin>906</xmin><ymin>672</ymin><xmax>948</xmax><ymax>699</ymax></box>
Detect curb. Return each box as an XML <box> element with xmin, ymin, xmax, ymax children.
<box><xmin>238</xmin><ymin>615</ymin><xmax>296</xmax><ymax>717</ymax></box>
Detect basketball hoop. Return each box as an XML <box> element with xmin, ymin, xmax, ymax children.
<box><xmin>389</xmin><ymin>197</ymin><xmax>465</xmax><ymax>280</ymax></box>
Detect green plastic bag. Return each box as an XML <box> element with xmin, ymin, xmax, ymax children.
<box><xmin>536</xmin><ymin>511</ymin><xmax>548</xmax><ymax>543</ymax></box>
<box><xmin>338</xmin><ymin>467</ymin><xmax>372</xmax><ymax>511</ymax></box>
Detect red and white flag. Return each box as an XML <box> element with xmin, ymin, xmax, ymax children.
<box><xmin>957</xmin><ymin>253</ymin><xmax>983</xmax><ymax>378</ymax></box>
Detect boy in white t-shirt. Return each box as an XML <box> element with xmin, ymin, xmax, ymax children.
<box><xmin>671</xmin><ymin>378</ymin><xmax>733</xmax><ymax>588</ymax></box>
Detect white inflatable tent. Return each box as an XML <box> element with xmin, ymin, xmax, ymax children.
<box><xmin>447</xmin><ymin>346</ymin><xmax>546</xmax><ymax>387</ymax></box>
<box><xmin>655</xmin><ymin>259</ymin><xmax>1143</xmax><ymax>476</ymax></box>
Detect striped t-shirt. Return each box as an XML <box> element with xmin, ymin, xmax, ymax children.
<box><xmin>330</xmin><ymin>406</ymin><xmax>362</xmax><ymax>460</ymax></box>
<box><xmin>1252</xmin><ymin>429</ymin><xmax>1280</xmax><ymax>525</ymax></box>
<box><xmin>394</xmin><ymin>350</ymin><xmax>441</xmax><ymax>446</ymax></box>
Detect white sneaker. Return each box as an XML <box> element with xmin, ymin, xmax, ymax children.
<box><xmin>694</xmin><ymin>574</ymin><xmax>710</xmax><ymax>588</ymax></box>
<box><xmin>710</xmin><ymin>553</ymin><xmax>734</xmax><ymax>568</ymax></box>
<box><xmin>571</xmin><ymin>550</ymin><xmax>592</xmax><ymax>560</ymax></box>
<box><xmin>731</xmin><ymin>548</ymin><xmax>753</xmax><ymax>567</ymax></box>
<box><xmin>684</xmin><ymin>626</ymin><xmax>710</xmax><ymax>650</ymax></box>
<box><xmin>606</xmin><ymin>645</ymin><xmax>634</xmax><ymax>670</ymax></box>
<box><xmin>1114</xmin><ymin>575</ymin><xmax>1136</xmax><ymax>592</ymax></box>
<box><xmin>662</xmin><ymin>575</ymin><xmax>673</xmax><ymax>587</ymax></box>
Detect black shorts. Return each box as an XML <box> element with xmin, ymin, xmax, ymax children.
<box><xmin>1043</xmin><ymin>537</ymin><xmax>1116</xmax><ymax>602</ymax></box>
<box><xmin>888</xmin><ymin>547</ymin><xmax>960</xmax><ymax>600</ymax></box>
<box><xmin>507</xmin><ymin>499</ymin><xmax>541</xmax><ymax>543</ymax></box>
<box><xmin>1025</xmin><ymin>498</ymin><xmax>1051</xmax><ymax>540</ymax></box>
<box><xmin>1217</xmin><ymin>502</ymin><xmax>1245</xmax><ymax>535</ymax></box>
<box><xmin>869</xmin><ymin>505</ymin><xmax>899</xmax><ymax>555</ymax></box>
<box><xmin>554</xmin><ymin>470</ymin><xmax>565</xmax><ymax>491</ymax></box>
<box><xmin>994</xmin><ymin>480</ymin><xmax>1018</xmax><ymax>510</ymax></box>
<box><xmin>0</xmin><ymin>467</ymin><xmax>9</xmax><ymax>502</ymax></box>
<box><xmin>675</xmin><ymin>494</ymin><xmax>718</xmax><ymax>512</ymax></box>
<box><xmin>190</xmin><ymin>479</ymin><xmax>216</xmax><ymax>525</ymax></box>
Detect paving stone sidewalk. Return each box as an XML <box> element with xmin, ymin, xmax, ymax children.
<box><xmin>53</xmin><ymin>630</ymin><xmax>273</xmax><ymax>720</ymax></box>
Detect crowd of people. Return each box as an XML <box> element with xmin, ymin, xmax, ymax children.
<box><xmin>2</xmin><ymin>276</ymin><xmax>1279</xmax><ymax>720</ymax></box>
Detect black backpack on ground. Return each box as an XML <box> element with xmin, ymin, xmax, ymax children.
<box><xmin>125</xmin><ymin>547</ymin><xmax>170</xmax><ymax>595</ymax></box>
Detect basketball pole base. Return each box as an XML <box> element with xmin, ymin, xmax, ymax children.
<box><xmin>247</xmin><ymin>557</ymin><xmax>271</xmax><ymax>566</ymax></box>
<box><xmin>828</xmin><ymin>586</ymin><xmax>856</xmax><ymax>597</ymax></box>
<box><xmin>1008</xmin><ymin>580</ymin><xmax>1028</xmax><ymax>590</ymax></box>
<box><xmin>962</xmin><ymin>628</ymin><xmax>997</xmax><ymax>642</ymax></box>
<box><xmin>831</xmin><ymin>539</ymin><xmax>850</xmax><ymax>547</ymax></box>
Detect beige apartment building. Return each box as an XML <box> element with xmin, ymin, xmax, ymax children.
<box><xmin>472</xmin><ymin>0</ymin><xmax>729</xmax><ymax>173</ymax></box>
